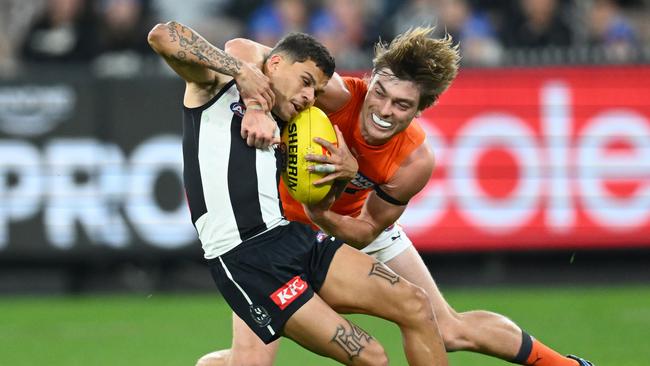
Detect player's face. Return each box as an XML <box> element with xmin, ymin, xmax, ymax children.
<box><xmin>267</xmin><ymin>54</ymin><xmax>329</xmax><ymax>121</ymax></box>
<box><xmin>361</xmin><ymin>68</ymin><xmax>421</xmax><ymax>145</ymax></box>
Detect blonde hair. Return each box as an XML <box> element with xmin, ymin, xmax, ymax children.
<box><xmin>373</xmin><ymin>27</ymin><xmax>460</xmax><ymax>110</ymax></box>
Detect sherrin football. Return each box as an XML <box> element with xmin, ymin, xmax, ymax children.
<box><xmin>281</xmin><ymin>106</ymin><xmax>337</xmax><ymax>205</ymax></box>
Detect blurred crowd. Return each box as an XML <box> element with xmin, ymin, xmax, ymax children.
<box><xmin>0</xmin><ymin>0</ymin><xmax>649</xmax><ymax>77</ymax></box>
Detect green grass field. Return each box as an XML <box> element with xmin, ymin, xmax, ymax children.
<box><xmin>1</xmin><ymin>285</ymin><xmax>648</xmax><ymax>365</ymax></box>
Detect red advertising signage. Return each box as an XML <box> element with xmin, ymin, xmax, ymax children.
<box><xmin>400</xmin><ymin>66</ymin><xmax>650</xmax><ymax>251</ymax></box>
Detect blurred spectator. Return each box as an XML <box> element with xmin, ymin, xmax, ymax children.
<box><xmin>588</xmin><ymin>0</ymin><xmax>639</xmax><ymax>62</ymax></box>
<box><xmin>92</xmin><ymin>0</ymin><xmax>153</xmax><ymax>77</ymax></box>
<box><xmin>386</xmin><ymin>0</ymin><xmax>501</xmax><ymax>66</ymax></box>
<box><xmin>0</xmin><ymin>0</ymin><xmax>44</xmax><ymax>75</ymax></box>
<box><xmin>222</xmin><ymin>0</ymin><xmax>265</xmax><ymax>23</ymax></box>
<box><xmin>501</xmin><ymin>0</ymin><xmax>572</xmax><ymax>49</ymax></box>
<box><xmin>386</xmin><ymin>0</ymin><xmax>440</xmax><ymax>37</ymax></box>
<box><xmin>438</xmin><ymin>0</ymin><xmax>502</xmax><ymax>66</ymax></box>
<box><xmin>310</xmin><ymin>0</ymin><xmax>379</xmax><ymax>69</ymax></box>
<box><xmin>4</xmin><ymin>0</ymin><xmax>647</xmax><ymax>73</ymax></box>
<box><xmin>248</xmin><ymin>0</ymin><xmax>311</xmax><ymax>47</ymax></box>
<box><xmin>152</xmin><ymin>0</ymin><xmax>244</xmax><ymax>48</ymax></box>
<box><xmin>20</xmin><ymin>0</ymin><xmax>97</xmax><ymax>64</ymax></box>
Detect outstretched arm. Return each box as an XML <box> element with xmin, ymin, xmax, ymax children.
<box><xmin>304</xmin><ymin>144</ymin><xmax>434</xmax><ymax>249</ymax></box>
<box><xmin>147</xmin><ymin>22</ymin><xmax>273</xmax><ymax>109</ymax></box>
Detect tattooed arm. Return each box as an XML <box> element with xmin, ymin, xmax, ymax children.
<box><xmin>147</xmin><ymin>21</ymin><xmax>273</xmax><ymax>109</ymax></box>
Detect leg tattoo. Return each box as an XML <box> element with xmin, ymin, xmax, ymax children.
<box><xmin>369</xmin><ymin>262</ymin><xmax>400</xmax><ymax>284</ymax></box>
<box><xmin>331</xmin><ymin>319</ymin><xmax>373</xmax><ymax>361</ymax></box>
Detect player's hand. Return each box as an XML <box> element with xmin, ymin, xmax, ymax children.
<box><xmin>302</xmin><ymin>188</ymin><xmax>336</xmax><ymax>218</ymax></box>
<box><xmin>241</xmin><ymin>109</ymin><xmax>280</xmax><ymax>149</ymax></box>
<box><xmin>234</xmin><ymin>62</ymin><xmax>275</xmax><ymax>111</ymax></box>
<box><xmin>306</xmin><ymin>126</ymin><xmax>358</xmax><ymax>186</ymax></box>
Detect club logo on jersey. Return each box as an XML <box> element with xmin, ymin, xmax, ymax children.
<box><xmin>270</xmin><ymin>276</ymin><xmax>308</xmax><ymax>310</ymax></box>
<box><xmin>316</xmin><ymin>231</ymin><xmax>329</xmax><ymax>243</ymax></box>
<box><xmin>349</xmin><ymin>171</ymin><xmax>376</xmax><ymax>190</ymax></box>
<box><xmin>249</xmin><ymin>304</ymin><xmax>272</xmax><ymax>327</ymax></box>
<box><xmin>230</xmin><ymin>102</ymin><xmax>245</xmax><ymax>117</ymax></box>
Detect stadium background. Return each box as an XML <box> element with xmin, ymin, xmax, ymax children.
<box><xmin>1</xmin><ymin>0</ymin><xmax>649</xmax><ymax>365</ymax></box>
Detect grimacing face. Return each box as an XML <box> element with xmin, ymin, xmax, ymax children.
<box><xmin>266</xmin><ymin>54</ymin><xmax>329</xmax><ymax>121</ymax></box>
<box><xmin>361</xmin><ymin>68</ymin><xmax>422</xmax><ymax>145</ymax></box>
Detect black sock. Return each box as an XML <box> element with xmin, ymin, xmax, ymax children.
<box><xmin>512</xmin><ymin>330</ymin><xmax>533</xmax><ymax>364</ymax></box>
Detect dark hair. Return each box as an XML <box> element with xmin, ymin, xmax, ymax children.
<box><xmin>373</xmin><ymin>27</ymin><xmax>460</xmax><ymax>111</ymax></box>
<box><xmin>270</xmin><ymin>33</ymin><xmax>335</xmax><ymax>78</ymax></box>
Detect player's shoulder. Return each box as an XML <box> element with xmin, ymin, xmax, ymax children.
<box><xmin>342</xmin><ymin>76</ymin><xmax>368</xmax><ymax>96</ymax></box>
<box><xmin>403</xmin><ymin>118</ymin><xmax>426</xmax><ymax>143</ymax></box>
<box><xmin>408</xmin><ymin>142</ymin><xmax>434</xmax><ymax>169</ymax></box>
<box><xmin>382</xmin><ymin>143</ymin><xmax>434</xmax><ymax>201</ymax></box>
<box><xmin>183</xmin><ymin>77</ymin><xmax>235</xmax><ymax>108</ymax></box>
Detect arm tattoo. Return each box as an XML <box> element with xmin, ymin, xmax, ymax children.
<box><xmin>369</xmin><ymin>262</ymin><xmax>400</xmax><ymax>285</ymax></box>
<box><xmin>166</xmin><ymin>21</ymin><xmax>242</xmax><ymax>76</ymax></box>
<box><xmin>331</xmin><ymin>319</ymin><xmax>373</xmax><ymax>361</ymax></box>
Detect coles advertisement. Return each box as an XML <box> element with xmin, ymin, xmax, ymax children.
<box><xmin>402</xmin><ymin>66</ymin><xmax>650</xmax><ymax>251</ymax></box>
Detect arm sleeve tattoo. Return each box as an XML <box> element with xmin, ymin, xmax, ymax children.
<box><xmin>165</xmin><ymin>21</ymin><xmax>242</xmax><ymax>77</ymax></box>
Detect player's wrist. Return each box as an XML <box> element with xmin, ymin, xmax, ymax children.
<box><xmin>246</xmin><ymin>104</ymin><xmax>264</xmax><ymax>112</ymax></box>
<box><xmin>244</xmin><ymin>98</ymin><xmax>266</xmax><ymax>112</ymax></box>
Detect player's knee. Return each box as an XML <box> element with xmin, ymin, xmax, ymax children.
<box><xmin>397</xmin><ymin>284</ymin><xmax>434</xmax><ymax>325</ymax></box>
<box><xmin>354</xmin><ymin>341</ymin><xmax>389</xmax><ymax>366</ymax></box>
<box><xmin>225</xmin><ymin>346</ymin><xmax>274</xmax><ymax>366</ymax></box>
<box><xmin>230</xmin><ymin>354</ymin><xmax>274</xmax><ymax>366</ymax></box>
<box><xmin>195</xmin><ymin>350</ymin><xmax>230</xmax><ymax>366</ymax></box>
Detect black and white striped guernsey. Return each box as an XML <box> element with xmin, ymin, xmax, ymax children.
<box><xmin>182</xmin><ymin>80</ymin><xmax>288</xmax><ymax>259</ymax></box>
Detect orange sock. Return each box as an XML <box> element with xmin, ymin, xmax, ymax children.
<box><xmin>513</xmin><ymin>331</ymin><xmax>579</xmax><ymax>366</ymax></box>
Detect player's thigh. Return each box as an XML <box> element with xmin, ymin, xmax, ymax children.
<box><xmin>229</xmin><ymin>312</ymin><xmax>280</xmax><ymax>366</ymax></box>
<box><xmin>384</xmin><ymin>245</ymin><xmax>457</xmax><ymax>319</ymax></box>
<box><xmin>317</xmin><ymin>244</ymin><xmax>426</xmax><ymax>319</ymax></box>
<box><xmin>283</xmin><ymin>293</ymin><xmax>386</xmax><ymax>365</ymax></box>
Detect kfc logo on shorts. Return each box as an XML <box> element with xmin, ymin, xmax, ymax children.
<box><xmin>270</xmin><ymin>276</ymin><xmax>308</xmax><ymax>310</ymax></box>
<box><xmin>230</xmin><ymin>102</ymin><xmax>245</xmax><ymax>117</ymax></box>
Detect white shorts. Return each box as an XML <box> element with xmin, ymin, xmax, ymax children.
<box><xmin>361</xmin><ymin>224</ymin><xmax>413</xmax><ymax>263</ymax></box>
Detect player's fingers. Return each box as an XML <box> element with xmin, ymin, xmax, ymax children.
<box><xmin>262</xmin><ymin>136</ymin><xmax>272</xmax><ymax>149</ymax></box>
<box><xmin>257</xmin><ymin>135</ymin><xmax>272</xmax><ymax>149</ymax></box>
<box><xmin>334</xmin><ymin>126</ymin><xmax>346</xmax><ymax>147</ymax></box>
<box><xmin>254</xmin><ymin>141</ymin><xmax>265</xmax><ymax>149</ymax></box>
<box><xmin>313</xmin><ymin>137</ymin><xmax>336</xmax><ymax>151</ymax></box>
<box><xmin>305</xmin><ymin>153</ymin><xmax>329</xmax><ymax>163</ymax></box>
<box><xmin>263</xmin><ymin>90</ymin><xmax>275</xmax><ymax>108</ymax></box>
<box><xmin>312</xmin><ymin>174</ymin><xmax>338</xmax><ymax>186</ymax></box>
<box><xmin>311</xmin><ymin>164</ymin><xmax>336</xmax><ymax>174</ymax></box>
<box><xmin>241</xmin><ymin>126</ymin><xmax>249</xmax><ymax>140</ymax></box>
<box><xmin>271</xmin><ymin>135</ymin><xmax>281</xmax><ymax>145</ymax></box>
<box><xmin>246</xmin><ymin>134</ymin><xmax>257</xmax><ymax>147</ymax></box>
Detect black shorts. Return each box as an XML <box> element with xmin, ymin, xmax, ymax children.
<box><xmin>208</xmin><ymin>221</ymin><xmax>344</xmax><ymax>344</ymax></box>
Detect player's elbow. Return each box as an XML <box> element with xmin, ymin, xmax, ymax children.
<box><xmin>224</xmin><ymin>38</ymin><xmax>258</xmax><ymax>63</ymax></box>
<box><xmin>348</xmin><ymin>231</ymin><xmax>380</xmax><ymax>250</ymax></box>
<box><xmin>224</xmin><ymin>38</ymin><xmax>249</xmax><ymax>54</ymax></box>
<box><xmin>147</xmin><ymin>22</ymin><xmax>172</xmax><ymax>53</ymax></box>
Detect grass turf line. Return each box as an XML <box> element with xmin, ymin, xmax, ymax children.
<box><xmin>0</xmin><ymin>285</ymin><xmax>648</xmax><ymax>365</ymax></box>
